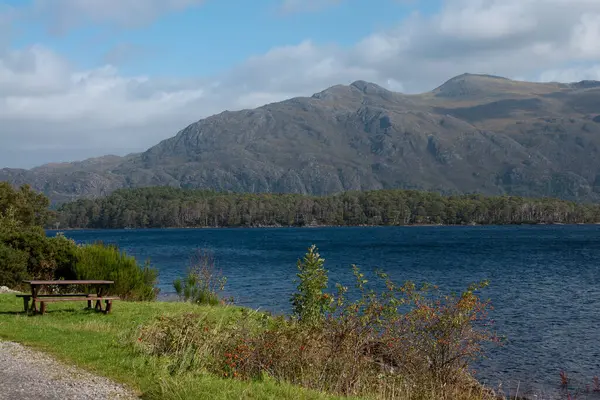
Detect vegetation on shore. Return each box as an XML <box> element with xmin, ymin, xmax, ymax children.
<box><xmin>139</xmin><ymin>245</ymin><xmax>500</xmax><ymax>399</ymax></box>
<box><xmin>0</xmin><ymin>182</ymin><xmax>156</xmax><ymax>299</ymax></box>
<box><xmin>55</xmin><ymin>186</ymin><xmax>600</xmax><ymax>229</ymax></box>
<box><xmin>0</xmin><ymin>244</ymin><xmax>501</xmax><ymax>400</ymax></box>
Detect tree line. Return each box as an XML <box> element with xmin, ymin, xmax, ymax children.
<box><xmin>55</xmin><ymin>186</ymin><xmax>600</xmax><ymax>229</ymax></box>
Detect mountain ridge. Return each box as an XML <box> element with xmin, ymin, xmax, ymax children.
<box><xmin>3</xmin><ymin>73</ymin><xmax>600</xmax><ymax>203</ymax></box>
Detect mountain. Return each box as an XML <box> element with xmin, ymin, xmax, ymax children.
<box><xmin>4</xmin><ymin>73</ymin><xmax>600</xmax><ymax>203</ymax></box>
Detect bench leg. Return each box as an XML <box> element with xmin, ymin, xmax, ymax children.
<box><xmin>22</xmin><ymin>297</ymin><xmax>30</xmax><ymax>313</ymax></box>
<box><xmin>87</xmin><ymin>300</ymin><xmax>92</xmax><ymax>309</ymax></box>
<box><xmin>94</xmin><ymin>300</ymin><xmax>103</xmax><ymax>312</ymax></box>
<box><xmin>105</xmin><ymin>300</ymin><xmax>112</xmax><ymax>314</ymax></box>
<box><xmin>30</xmin><ymin>299</ymin><xmax>37</xmax><ymax>314</ymax></box>
<box><xmin>40</xmin><ymin>302</ymin><xmax>46</xmax><ymax>315</ymax></box>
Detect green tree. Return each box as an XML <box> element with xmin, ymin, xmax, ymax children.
<box><xmin>291</xmin><ymin>245</ymin><xmax>331</xmax><ymax>326</ymax></box>
<box><xmin>0</xmin><ymin>183</ymin><xmax>51</xmax><ymax>227</ymax></box>
<box><xmin>0</xmin><ymin>243</ymin><xmax>29</xmax><ymax>288</ymax></box>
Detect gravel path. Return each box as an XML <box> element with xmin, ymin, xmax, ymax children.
<box><xmin>0</xmin><ymin>342</ymin><xmax>139</xmax><ymax>400</ymax></box>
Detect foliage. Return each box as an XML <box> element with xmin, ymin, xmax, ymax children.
<box><xmin>0</xmin><ymin>227</ymin><xmax>79</xmax><ymax>281</ymax></box>
<box><xmin>75</xmin><ymin>243</ymin><xmax>158</xmax><ymax>301</ymax></box>
<box><xmin>0</xmin><ymin>206</ymin><xmax>29</xmax><ymax>287</ymax></box>
<box><xmin>0</xmin><ymin>183</ymin><xmax>77</xmax><ymax>286</ymax></box>
<box><xmin>135</xmin><ymin>246</ymin><xmax>499</xmax><ymax>400</ymax></box>
<box><xmin>0</xmin><ymin>207</ymin><xmax>22</xmax><ymax>234</ymax></box>
<box><xmin>0</xmin><ymin>243</ymin><xmax>29</xmax><ymax>288</ymax></box>
<box><xmin>291</xmin><ymin>245</ymin><xmax>331</xmax><ymax>326</ymax></box>
<box><xmin>174</xmin><ymin>251</ymin><xmax>228</xmax><ymax>306</ymax></box>
<box><xmin>0</xmin><ymin>182</ymin><xmax>52</xmax><ymax>227</ymax></box>
<box><xmin>57</xmin><ymin>186</ymin><xmax>600</xmax><ymax>229</ymax></box>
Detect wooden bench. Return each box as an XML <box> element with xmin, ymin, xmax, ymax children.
<box><xmin>17</xmin><ymin>294</ymin><xmax>119</xmax><ymax>314</ymax></box>
<box><xmin>19</xmin><ymin>280</ymin><xmax>120</xmax><ymax>315</ymax></box>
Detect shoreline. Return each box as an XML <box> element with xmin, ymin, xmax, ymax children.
<box><xmin>48</xmin><ymin>221</ymin><xmax>600</xmax><ymax>231</ymax></box>
<box><xmin>0</xmin><ymin>292</ymin><xmax>564</xmax><ymax>400</ymax></box>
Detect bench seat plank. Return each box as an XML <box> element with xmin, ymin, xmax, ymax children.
<box><xmin>17</xmin><ymin>294</ymin><xmax>99</xmax><ymax>298</ymax></box>
<box><xmin>24</xmin><ymin>296</ymin><xmax>120</xmax><ymax>314</ymax></box>
<box><xmin>37</xmin><ymin>296</ymin><xmax>120</xmax><ymax>302</ymax></box>
<box><xmin>23</xmin><ymin>280</ymin><xmax>114</xmax><ymax>285</ymax></box>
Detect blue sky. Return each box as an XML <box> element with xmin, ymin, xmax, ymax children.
<box><xmin>6</xmin><ymin>0</ymin><xmax>439</xmax><ymax>77</ymax></box>
<box><xmin>1</xmin><ymin>0</ymin><xmax>600</xmax><ymax>168</ymax></box>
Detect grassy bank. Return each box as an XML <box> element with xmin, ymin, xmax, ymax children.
<box><xmin>0</xmin><ymin>294</ymin><xmax>341</xmax><ymax>400</ymax></box>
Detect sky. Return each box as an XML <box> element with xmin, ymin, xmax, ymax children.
<box><xmin>1</xmin><ymin>0</ymin><xmax>600</xmax><ymax>168</ymax></box>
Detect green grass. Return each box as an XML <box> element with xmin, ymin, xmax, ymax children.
<box><xmin>0</xmin><ymin>294</ymin><xmax>344</xmax><ymax>400</ymax></box>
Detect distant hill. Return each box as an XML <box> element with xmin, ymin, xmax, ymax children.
<box><xmin>3</xmin><ymin>73</ymin><xmax>600</xmax><ymax>203</ymax></box>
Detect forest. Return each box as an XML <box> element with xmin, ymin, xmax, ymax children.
<box><xmin>55</xmin><ymin>186</ymin><xmax>600</xmax><ymax>229</ymax></box>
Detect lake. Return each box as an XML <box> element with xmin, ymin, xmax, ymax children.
<box><xmin>50</xmin><ymin>225</ymin><xmax>600</xmax><ymax>398</ymax></box>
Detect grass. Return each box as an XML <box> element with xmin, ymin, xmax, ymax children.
<box><xmin>0</xmin><ymin>294</ymin><xmax>344</xmax><ymax>400</ymax></box>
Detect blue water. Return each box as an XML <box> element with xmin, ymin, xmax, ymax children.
<box><xmin>50</xmin><ymin>225</ymin><xmax>600</xmax><ymax>398</ymax></box>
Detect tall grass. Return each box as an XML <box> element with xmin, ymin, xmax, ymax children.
<box><xmin>173</xmin><ymin>250</ymin><xmax>228</xmax><ymax>306</ymax></box>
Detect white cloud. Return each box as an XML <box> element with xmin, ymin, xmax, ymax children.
<box><xmin>2</xmin><ymin>0</ymin><xmax>600</xmax><ymax>168</ymax></box>
<box><xmin>0</xmin><ymin>46</ymin><xmax>71</xmax><ymax>96</ymax></box>
<box><xmin>437</xmin><ymin>0</ymin><xmax>537</xmax><ymax>40</ymax></box>
<box><xmin>538</xmin><ymin>65</ymin><xmax>600</xmax><ymax>83</ymax></box>
<box><xmin>570</xmin><ymin>13</ymin><xmax>600</xmax><ymax>59</ymax></box>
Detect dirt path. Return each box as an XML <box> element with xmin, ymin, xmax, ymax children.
<box><xmin>0</xmin><ymin>341</ymin><xmax>138</xmax><ymax>400</ymax></box>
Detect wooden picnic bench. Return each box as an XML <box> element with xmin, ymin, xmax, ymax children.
<box><xmin>18</xmin><ymin>280</ymin><xmax>120</xmax><ymax>315</ymax></box>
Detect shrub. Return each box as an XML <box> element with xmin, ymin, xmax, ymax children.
<box><xmin>134</xmin><ymin>245</ymin><xmax>500</xmax><ymax>400</ymax></box>
<box><xmin>0</xmin><ymin>192</ymin><xmax>78</xmax><ymax>284</ymax></box>
<box><xmin>75</xmin><ymin>243</ymin><xmax>158</xmax><ymax>301</ymax></box>
<box><xmin>1</xmin><ymin>227</ymin><xmax>78</xmax><ymax>281</ymax></box>
<box><xmin>291</xmin><ymin>245</ymin><xmax>332</xmax><ymax>326</ymax></box>
<box><xmin>217</xmin><ymin>265</ymin><xmax>498</xmax><ymax>398</ymax></box>
<box><xmin>174</xmin><ymin>250</ymin><xmax>228</xmax><ymax>306</ymax></box>
<box><xmin>0</xmin><ymin>243</ymin><xmax>29</xmax><ymax>288</ymax></box>
<box><xmin>47</xmin><ymin>233</ymin><xmax>79</xmax><ymax>280</ymax></box>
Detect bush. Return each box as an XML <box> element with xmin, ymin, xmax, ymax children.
<box><xmin>47</xmin><ymin>233</ymin><xmax>79</xmax><ymax>280</ymax></box>
<box><xmin>0</xmin><ymin>243</ymin><xmax>29</xmax><ymax>288</ymax></box>
<box><xmin>1</xmin><ymin>227</ymin><xmax>79</xmax><ymax>281</ymax></box>
<box><xmin>174</xmin><ymin>250</ymin><xmax>228</xmax><ymax>306</ymax></box>
<box><xmin>215</xmin><ymin>265</ymin><xmax>498</xmax><ymax>398</ymax></box>
<box><xmin>0</xmin><ymin>191</ymin><xmax>79</xmax><ymax>285</ymax></box>
<box><xmin>76</xmin><ymin>243</ymin><xmax>158</xmax><ymax>301</ymax></box>
<box><xmin>291</xmin><ymin>245</ymin><xmax>331</xmax><ymax>327</ymax></box>
<box><xmin>134</xmin><ymin>245</ymin><xmax>500</xmax><ymax>400</ymax></box>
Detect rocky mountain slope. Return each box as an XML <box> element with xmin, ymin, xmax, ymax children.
<box><xmin>3</xmin><ymin>73</ymin><xmax>600</xmax><ymax>203</ymax></box>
